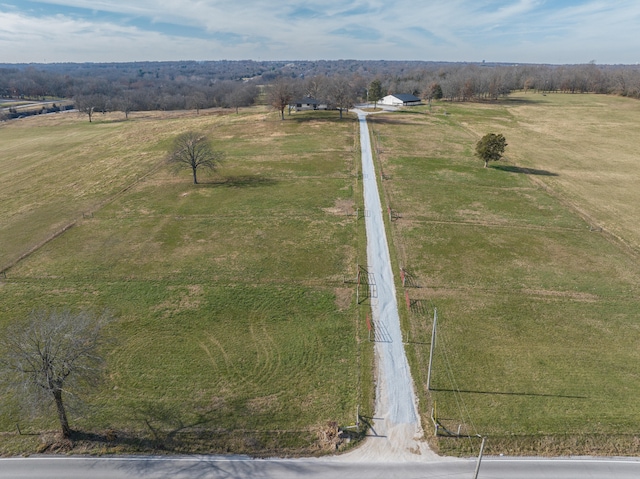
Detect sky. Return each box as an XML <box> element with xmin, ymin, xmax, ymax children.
<box><xmin>1</xmin><ymin>0</ymin><xmax>639</xmax><ymax>64</ymax></box>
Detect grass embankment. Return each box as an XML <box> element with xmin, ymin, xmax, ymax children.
<box><xmin>370</xmin><ymin>93</ymin><xmax>640</xmax><ymax>456</ymax></box>
<box><xmin>0</xmin><ymin>108</ymin><xmax>373</xmax><ymax>455</ymax></box>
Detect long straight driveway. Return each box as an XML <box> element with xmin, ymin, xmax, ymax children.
<box><xmin>345</xmin><ymin>110</ymin><xmax>434</xmax><ymax>460</ymax></box>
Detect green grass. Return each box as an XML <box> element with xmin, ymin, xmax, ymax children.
<box><xmin>0</xmin><ymin>108</ymin><xmax>372</xmax><ymax>455</ymax></box>
<box><xmin>371</xmin><ymin>93</ymin><xmax>640</xmax><ymax>456</ymax></box>
<box><xmin>6</xmin><ymin>94</ymin><xmax>638</xmax><ymax>457</ymax></box>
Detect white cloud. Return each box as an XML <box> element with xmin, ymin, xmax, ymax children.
<box><xmin>1</xmin><ymin>1</ymin><xmax>639</xmax><ymax>63</ymax></box>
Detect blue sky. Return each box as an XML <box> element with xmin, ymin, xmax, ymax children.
<box><xmin>1</xmin><ymin>1</ymin><xmax>639</xmax><ymax>64</ymax></box>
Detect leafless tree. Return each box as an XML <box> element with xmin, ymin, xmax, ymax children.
<box><xmin>168</xmin><ymin>131</ymin><xmax>224</xmax><ymax>184</ymax></box>
<box><xmin>268</xmin><ymin>78</ymin><xmax>296</xmax><ymax>120</ymax></box>
<box><xmin>303</xmin><ymin>75</ymin><xmax>329</xmax><ymax>101</ymax></box>
<box><xmin>0</xmin><ymin>309</ymin><xmax>112</xmax><ymax>438</ymax></box>
<box><xmin>328</xmin><ymin>76</ymin><xmax>356</xmax><ymax>119</ymax></box>
<box><xmin>115</xmin><ymin>91</ymin><xmax>136</xmax><ymax>119</ymax></box>
<box><xmin>74</xmin><ymin>94</ymin><xmax>103</xmax><ymax>122</ymax></box>
<box><xmin>225</xmin><ymin>83</ymin><xmax>259</xmax><ymax>113</ymax></box>
<box><xmin>187</xmin><ymin>91</ymin><xmax>207</xmax><ymax>114</ymax></box>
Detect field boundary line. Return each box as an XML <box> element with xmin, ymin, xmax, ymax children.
<box><xmin>0</xmin><ymin>221</ymin><xmax>76</xmax><ymax>275</ymax></box>
<box><xmin>523</xmin><ymin>170</ymin><xmax>640</xmax><ymax>260</ymax></box>
<box><xmin>0</xmin><ymin>161</ymin><xmax>166</xmax><ymax>275</ymax></box>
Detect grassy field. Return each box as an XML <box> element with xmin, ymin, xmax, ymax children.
<box><xmin>0</xmin><ymin>108</ymin><xmax>373</xmax><ymax>455</ymax></box>
<box><xmin>3</xmin><ymin>94</ymin><xmax>640</xmax><ymax>457</ymax></box>
<box><xmin>370</xmin><ymin>92</ymin><xmax>640</xmax><ymax>456</ymax></box>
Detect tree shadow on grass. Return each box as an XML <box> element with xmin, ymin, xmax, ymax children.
<box><xmin>367</xmin><ymin>115</ymin><xmax>424</xmax><ymax>126</ymax></box>
<box><xmin>200</xmin><ymin>176</ymin><xmax>279</xmax><ymax>188</ymax></box>
<box><xmin>130</xmin><ymin>401</ymin><xmax>223</xmax><ymax>450</ymax></box>
<box><xmin>494</xmin><ymin>96</ymin><xmax>548</xmax><ymax>105</ymax></box>
<box><xmin>394</xmin><ymin>108</ymin><xmax>426</xmax><ymax>115</ymax></box>
<box><xmin>492</xmin><ymin>165</ymin><xmax>558</xmax><ymax>176</ymax></box>
<box><xmin>289</xmin><ymin>114</ymin><xmax>357</xmax><ymax>123</ymax></box>
<box><xmin>121</xmin><ymin>400</ymin><xmax>319</xmax><ymax>456</ymax></box>
<box><xmin>68</xmin><ymin>429</ymin><xmax>156</xmax><ymax>451</ymax></box>
<box><xmin>430</xmin><ymin>387</ymin><xmax>587</xmax><ymax>399</ymax></box>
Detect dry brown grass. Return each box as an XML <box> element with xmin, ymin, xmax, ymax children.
<box><xmin>465</xmin><ymin>93</ymin><xmax>640</xmax><ymax>252</ymax></box>
<box><xmin>372</xmin><ymin>93</ymin><xmax>640</xmax><ymax>456</ymax></box>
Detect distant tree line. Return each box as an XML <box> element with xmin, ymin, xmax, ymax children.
<box><xmin>390</xmin><ymin>62</ymin><xmax>640</xmax><ymax>101</ymax></box>
<box><xmin>2</xmin><ymin>61</ymin><xmax>640</xmax><ymax>120</ymax></box>
<box><xmin>0</xmin><ymin>63</ymin><xmax>262</xmax><ymax>120</ymax></box>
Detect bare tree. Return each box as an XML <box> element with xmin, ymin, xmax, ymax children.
<box><xmin>328</xmin><ymin>76</ymin><xmax>356</xmax><ymax>119</ymax></box>
<box><xmin>116</xmin><ymin>91</ymin><xmax>136</xmax><ymax>119</ymax></box>
<box><xmin>303</xmin><ymin>75</ymin><xmax>329</xmax><ymax>101</ymax></box>
<box><xmin>0</xmin><ymin>309</ymin><xmax>112</xmax><ymax>438</ymax></box>
<box><xmin>268</xmin><ymin>78</ymin><xmax>296</xmax><ymax>120</ymax></box>
<box><xmin>74</xmin><ymin>94</ymin><xmax>100</xmax><ymax>122</ymax></box>
<box><xmin>187</xmin><ymin>91</ymin><xmax>207</xmax><ymax>114</ymax></box>
<box><xmin>225</xmin><ymin>83</ymin><xmax>259</xmax><ymax>113</ymax></box>
<box><xmin>168</xmin><ymin>131</ymin><xmax>224</xmax><ymax>184</ymax></box>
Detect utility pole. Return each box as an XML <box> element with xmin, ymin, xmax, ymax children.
<box><xmin>426</xmin><ymin>307</ymin><xmax>437</xmax><ymax>390</ymax></box>
<box><xmin>473</xmin><ymin>436</ymin><xmax>486</xmax><ymax>479</ymax></box>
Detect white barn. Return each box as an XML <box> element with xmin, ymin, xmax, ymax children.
<box><xmin>379</xmin><ymin>93</ymin><xmax>422</xmax><ymax>106</ymax></box>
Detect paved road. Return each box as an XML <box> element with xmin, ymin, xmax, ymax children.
<box><xmin>2</xmin><ymin>455</ymin><xmax>640</xmax><ymax>478</ymax></box>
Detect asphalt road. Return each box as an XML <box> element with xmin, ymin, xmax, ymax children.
<box><xmin>2</xmin><ymin>455</ymin><xmax>640</xmax><ymax>479</ymax></box>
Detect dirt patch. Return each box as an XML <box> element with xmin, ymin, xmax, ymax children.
<box><xmin>153</xmin><ymin>284</ymin><xmax>204</xmax><ymax>315</ymax></box>
<box><xmin>315</xmin><ymin>421</ymin><xmax>346</xmax><ymax>452</ymax></box>
<box><xmin>323</xmin><ymin>198</ymin><xmax>355</xmax><ymax>216</ymax></box>
<box><xmin>334</xmin><ymin>287</ymin><xmax>352</xmax><ymax>310</ymax></box>
<box><xmin>247</xmin><ymin>394</ymin><xmax>279</xmax><ymax>414</ymax></box>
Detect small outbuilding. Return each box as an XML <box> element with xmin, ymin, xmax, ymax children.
<box><xmin>379</xmin><ymin>94</ymin><xmax>422</xmax><ymax>107</ymax></box>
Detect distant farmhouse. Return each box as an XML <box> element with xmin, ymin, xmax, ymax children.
<box><xmin>289</xmin><ymin>96</ymin><xmax>329</xmax><ymax>112</ymax></box>
<box><xmin>379</xmin><ymin>93</ymin><xmax>422</xmax><ymax>106</ymax></box>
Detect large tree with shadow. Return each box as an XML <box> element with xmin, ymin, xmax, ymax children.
<box><xmin>168</xmin><ymin>131</ymin><xmax>224</xmax><ymax>184</ymax></box>
<box><xmin>476</xmin><ymin>133</ymin><xmax>507</xmax><ymax>168</ymax></box>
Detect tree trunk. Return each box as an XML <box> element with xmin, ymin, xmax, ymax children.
<box><xmin>280</xmin><ymin>108</ymin><xmax>285</xmax><ymax>120</ymax></box>
<box><xmin>192</xmin><ymin>168</ymin><xmax>198</xmax><ymax>184</ymax></box>
<box><xmin>53</xmin><ymin>389</ymin><xmax>71</xmax><ymax>438</ymax></box>
<box><xmin>484</xmin><ymin>160</ymin><xmax>488</xmax><ymax>168</ymax></box>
